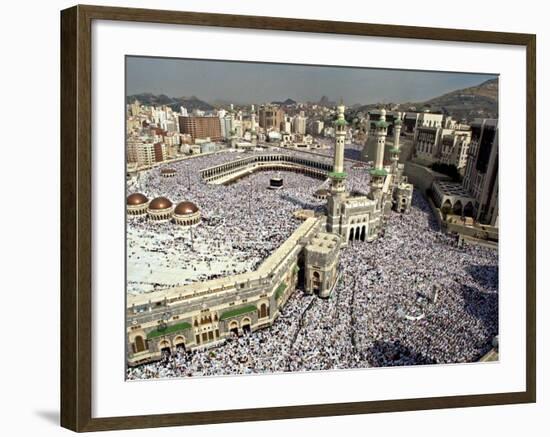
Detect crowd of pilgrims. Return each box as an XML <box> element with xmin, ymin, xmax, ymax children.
<box><xmin>127</xmin><ymin>150</ymin><xmax>367</xmax><ymax>294</ymax></box>
<box><xmin>126</xmin><ymin>156</ymin><xmax>498</xmax><ymax>378</ymax></box>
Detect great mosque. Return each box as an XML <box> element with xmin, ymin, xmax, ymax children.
<box><xmin>126</xmin><ymin>103</ymin><xmax>413</xmax><ymax>366</ymax></box>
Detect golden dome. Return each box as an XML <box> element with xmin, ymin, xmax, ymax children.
<box><xmin>127</xmin><ymin>193</ymin><xmax>148</xmax><ymax>205</ymax></box>
<box><xmin>148</xmin><ymin>196</ymin><xmax>173</xmax><ymax>210</ymax></box>
<box><xmin>174</xmin><ymin>201</ymin><xmax>199</xmax><ymax>215</ymax></box>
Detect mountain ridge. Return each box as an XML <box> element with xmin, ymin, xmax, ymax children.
<box><xmin>127</xmin><ymin>78</ymin><xmax>498</xmax><ymax>121</ymax></box>
<box><xmin>354</xmin><ymin>78</ymin><xmax>498</xmax><ymax>121</ymax></box>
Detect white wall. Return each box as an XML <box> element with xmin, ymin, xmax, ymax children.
<box><xmin>0</xmin><ymin>0</ymin><xmax>546</xmax><ymax>436</ymax></box>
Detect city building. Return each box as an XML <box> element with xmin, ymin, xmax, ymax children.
<box><xmin>282</xmin><ymin>115</ymin><xmax>292</xmax><ymax>133</ymax></box>
<box><xmin>438</xmin><ymin>129</ymin><xmax>472</xmax><ymax>170</ymax></box>
<box><xmin>309</xmin><ymin>120</ymin><xmax>324</xmax><ymax>136</ymax></box>
<box><xmin>413</xmin><ymin>115</ymin><xmax>471</xmax><ymax>170</ymax></box>
<box><xmin>178</xmin><ymin>115</ymin><xmax>223</xmax><ymax>142</ymax></box>
<box><xmin>127</xmin><ymin>141</ymin><xmax>167</xmax><ymax>167</ymax></box>
<box><xmin>259</xmin><ymin>105</ymin><xmax>284</xmax><ymax>131</ymax></box>
<box><xmin>130</xmin><ymin>99</ymin><xmax>141</xmax><ymax>117</ymax></box>
<box><xmin>415</xmin><ymin>111</ymin><xmax>444</xmax><ymax>129</ymax></box>
<box><xmin>292</xmin><ymin>111</ymin><xmax>307</xmax><ymax>134</ymax></box>
<box><xmin>462</xmin><ymin>118</ymin><xmax>499</xmax><ymax>225</ymax></box>
<box><xmin>250</xmin><ymin>105</ymin><xmax>258</xmax><ymax>147</ymax></box>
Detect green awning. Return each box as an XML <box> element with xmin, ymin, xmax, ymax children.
<box><xmin>369</xmin><ymin>168</ymin><xmax>388</xmax><ymax>177</ymax></box>
<box><xmin>328</xmin><ymin>171</ymin><xmax>348</xmax><ymax>180</ymax></box>
<box><xmin>220</xmin><ymin>305</ymin><xmax>257</xmax><ymax>320</ymax></box>
<box><xmin>146</xmin><ymin>321</ymin><xmax>191</xmax><ymax>339</ymax></box>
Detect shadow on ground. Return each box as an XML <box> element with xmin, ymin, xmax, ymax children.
<box><xmin>365</xmin><ymin>340</ymin><xmax>437</xmax><ymax>367</ymax></box>
<box><xmin>460</xmin><ymin>283</ymin><xmax>498</xmax><ymax>334</ymax></box>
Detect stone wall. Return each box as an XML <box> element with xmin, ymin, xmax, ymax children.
<box><xmin>403</xmin><ymin>161</ymin><xmax>451</xmax><ymax>194</ymax></box>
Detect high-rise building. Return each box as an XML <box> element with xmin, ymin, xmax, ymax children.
<box><xmin>415</xmin><ymin>125</ymin><xmax>471</xmax><ymax>168</ymax></box>
<box><xmin>161</xmin><ymin>119</ymin><xmax>178</xmax><ymax>133</ymax></box>
<box><xmin>178</xmin><ymin>116</ymin><xmax>222</xmax><ymax>142</ymax></box>
<box><xmin>309</xmin><ymin>120</ymin><xmax>324</xmax><ymax>136</ymax></box>
<box><xmin>439</xmin><ymin>130</ymin><xmax>471</xmax><ymax>170</ymax></box>
<box><xmin>130</xmin><ymin>99</ymin><xmax>141</xmax><ymax>117</ymax></box>
<box><xmin>462</xmin><ymin>119</ymin><xmax>499</xmax><ymax>225</ymax></box>
<box><xmin>250</xmin><ymin>105</ymin><xmax>258</xmax><ymax>147</ymax></box>
<box><xmin>259</xmin><ymin>105</ymin><xmax>284</xmax><ymax>131</ymax></box>
<box><xmin>292</xmin><ymin>111</ymin><xmax>307</xmax><ymax>135</ymax></box>
<box><xmin>127</xmin><ymin>141</ymin><xmax>166</xmax><ymax>167</ymax></box>
<box><xmin>416</xmin><ymin>112</ymin><xmax>444</xmax><ymax>129</ymax></box>
<box><xmin>218</xmin><ymin>110</ymin><xmax>227</xmax><ymax>138</ymax></box>
<box><xmin>282</xmin><ymin>115</ymin><xmax>292</xmax><ymax>133</ymax></box>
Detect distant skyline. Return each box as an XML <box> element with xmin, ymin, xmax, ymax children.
<box><xmin>126</xmin><ymin>56</ymin><xmax>497</xmax><ymax>106</ymax></box>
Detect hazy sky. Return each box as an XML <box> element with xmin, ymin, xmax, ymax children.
<box><xmin>126</xmin><ymin>56</ymin><xmax>497</xmax><ymax>105</ymax></box>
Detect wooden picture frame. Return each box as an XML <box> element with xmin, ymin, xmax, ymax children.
<box><xmin>60</xmin><ymin>4</ymin><xmax>536</xmax><ymax>432</ymax></box>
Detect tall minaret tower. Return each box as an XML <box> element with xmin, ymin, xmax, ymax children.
<box><xmin>326</xmin><ymin>102</ymin><xmax>348</xmax><ymax>236</ymax></box>
<box><xmin>228</xmin><ymin>104</ymin><xmax>237</xmax><ymax>147</ymax></box>
<box><xmin>250</xmin><ymin>104</ymin><xmax>257</xmax><ymax>147</ymax></box>
<box><xmin>369</xmin><ymin>108</ymin><xmax>389</xmax><ymax>205</ymax></box>
<box><xmin>390</xmin><ymin>112</ymin><xmax>402</xmax><ymax>175</ymax></box>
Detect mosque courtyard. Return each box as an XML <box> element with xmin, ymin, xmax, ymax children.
<box><xmin>126</xmin><ymin>149</ymin><xmax>498</xmax><ymax>379</ymax></box>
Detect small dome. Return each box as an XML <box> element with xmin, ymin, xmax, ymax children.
<box><xmin>149</xmin><ymin>196</ymin><xmax>173</xmax><ymax>210</ymax></box>
<box><xmin>174</xmin><ymin>201</ymin><xmax>199</xmax><ymax>215</ymax></box>
<box><xmin>127</xmin><ymin>193</ymin><xmax>148</xmax><ymax>206</ymax></box>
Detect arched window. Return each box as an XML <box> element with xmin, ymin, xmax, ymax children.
<box><xmin>463</xmin><ymin>202</ymin><xmax>474</xmax><ymax>217</ymax></box>
<box><xmin>259</xmin><ymin>303</ymin><xmax>268</xmax><ymax>318</ymax></box>
<box><xmin>453</xmin><ymin>200</ymin><xmax>463</xmax><ymax>216</ymax></box>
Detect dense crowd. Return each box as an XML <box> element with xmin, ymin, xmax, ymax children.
<box><xmin>127</xmin><ymin>176</ymin><xmax>498</xmax><ymax>378</ymax></box>
<box><xmin>127</xmin><ymin>150</ymin><xmax>338</xmax><ymax>294</ymax></box>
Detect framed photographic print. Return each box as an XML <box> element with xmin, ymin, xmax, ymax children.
<box><xmin>60</xmin><ymin>4</ymin><xmax>536</xmax><ymax>432</ymax></box>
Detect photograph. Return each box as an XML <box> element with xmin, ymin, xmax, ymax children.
<box><xmin>125</xmin><ymin>57</ymin><xmax>500</xmax><ymax>380</ymax></box>
<box><xmin>0</xmin><ymin>0</ymin><xmax>542</xmax><ymax>434</ymax></box>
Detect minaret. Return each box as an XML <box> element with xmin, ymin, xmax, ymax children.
<box><xmin>228</xmin><ymin>104</ymin><xmax>237</xmax><ymax>147</ymax></box>
<box><xmin>250</xmin><ymin>104</ymin><xmax>257</xmax><ymax>147</ymax></box>
<box><xmin>390</xmin><ymin>112</ymin><xmax>402</xmax><ymax>175</ymax></box>
<box><xmin>369</xmin><ymin>108</ymin><xmax>389</xmax><ymax>205</ymax></box>
<box><xmin>229</xmin><ymin>128</ymin><xmax>238</xmax><ymax>148</ymax></box>
<box><xmin>326</xmin><ymin>102</ymin><xmax>348</xmax><ymax>236</ymax></box>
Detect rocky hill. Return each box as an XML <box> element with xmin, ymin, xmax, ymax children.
<box><xmin>126</xmin><ymin>93</ymin><xmax>214</xmax><ymax>111</ymax></box>
<box><xmin>271</xmin><ymin>98</ymin><xmax>297</xmax><ymax>106</ymax></box>
<box><xmin>416</xmin><ymin>78</ymin><xmax>498</xmax><ymax>121</ymax></box>
<box><xmin>355</xmin><ymin>78</ymin><xmax>498</xmax><ymax>121</ymax></box>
